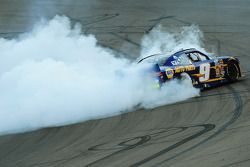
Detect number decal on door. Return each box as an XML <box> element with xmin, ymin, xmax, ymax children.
<box><xmin>199</xmin><ymin>63</ymin><xmax>210</xmax><ymax>82</ymax></box>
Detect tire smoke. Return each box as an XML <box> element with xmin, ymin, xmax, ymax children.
<box><xmin>0</xmin><ymin>16</ymin><xmax>200</xmax><ymax>135</ymax></box>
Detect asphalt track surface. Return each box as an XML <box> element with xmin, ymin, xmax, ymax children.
<box><xmin>0</xmin><ymin>0</ymin><xmax>250</xmax><ymax>167</ymax></box>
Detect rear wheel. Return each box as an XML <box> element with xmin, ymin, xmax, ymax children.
<box><xmin>226</xmin><ymin>61</ymin><xmax>240</xmax><ymax>82</ymax></box>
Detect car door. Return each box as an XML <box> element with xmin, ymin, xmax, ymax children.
<box><xmin>188</xmin><ymin>51</ymin><xmax>215</xmax><ymax>83</ymax></box>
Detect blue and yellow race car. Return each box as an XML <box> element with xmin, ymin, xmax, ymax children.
<box><xmin>138</xmin><ymin>48</ymin><xmax>241</xmax><ymax>89</ymax></box>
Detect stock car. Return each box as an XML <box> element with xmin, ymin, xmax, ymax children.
<box><xmin>138</xmin><ymin>48</ymin><xmax>241</xmax><ymax>89</ymax></box>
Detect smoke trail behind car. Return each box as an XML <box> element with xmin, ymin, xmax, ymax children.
<box><xmin>0</xmin><ymin>16</ymin><xmax>200</xmax><ymax>135</ymax></box>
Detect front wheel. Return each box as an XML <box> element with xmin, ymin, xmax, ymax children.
<box><xmin>226</xmin><ymin>61</ymin><xmax>240</xmax><ymax>82</ymax></box>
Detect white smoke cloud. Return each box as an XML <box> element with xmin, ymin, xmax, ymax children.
<box><xmin>0</xmin><ymin>16</ymin><xmax>200</xmax><ymax>135</ymax></box>
<box><xmin>140</xmin><ymin>25</ymin><xmax>205</xmax><ymax>58</ymax></box>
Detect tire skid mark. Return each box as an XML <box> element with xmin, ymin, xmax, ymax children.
<box><xmin>200</xmin><ymin>90</ymin><xmax>247</xmax><ymax>98</ymax></box>
<box><xmin>110</xmin><ymin>32</ymin><xmax>141</xmax><ymax>47</ymax></box>
<box><xmin>226</xmin><ymin>120</ymin><xmax>250</xmax><ymax>132</ymax></box>
<box><xmin>48</xmin><ymin>116</ymin><xmax>136</xmax><ymax>167</ymax></box>
<box><xmin>25</xmin><ymin>158</ymin><xmax>68</xmax><ymax>167</ymax></box>
<box><xmin>130</xmin><ymin>124</ymin><xmax>215</xmax><ymax>167</ymax></box>
<box><xmin>149</xmin><ymin>85</ymin><xmax>243</xmax><ymax>167</ymax></box>
<box><xmin>172</xmin><ymin>90</ymin><xmax>242</xmax><ymax>106</ymax></box>
<box><xmin>67</xmin><ymin>13</ymin><xmax>119</xmax><ymax>27</ymax></box>
<box><xmin>146</xmin><ymin>15</ymin><xmax>181</xmax><ymax>33</ymax></box>
<box><xmin>221</xmin><ymin>158</ymin><xmax>250</xmax><ymax>167</ymax></box>
<box><xmin>0</xmin><ymin>4</ymin><xmax>248</xmax><ymax>167</ymax></box>
<box><xmin>88</xmin><ymin>127</ymin><xmax>186</xmax><ymax>152</ymax></box>
<box><xmin>84</xmin><ymin>125</ymin><xmax>214</xmax><ymax>167</ymax></box>
<box><xmin>80</xmin><ymin>84</ymin><xmax>244</xmax><ymax>167</ymax></box>
<box><xmin>180</xmin><ymin>143</ymin><xmax>250</xmax><ymax>163</ymax></box>
<box><xmin>55</xmin><ymin>119</ymin><xmax>109</xmax><ymax>152</ymax></box>
<box><xmin>175</xmin><ymin>81</ymin><xmax>248</xmax><ymax>105</ymax></box>
<box><xmin>98</xmin><ymin>43</ymin><xmax>132</xmax><ymax>58</ymax></box>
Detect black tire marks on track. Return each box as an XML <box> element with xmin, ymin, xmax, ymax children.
<box><xmin>83</xmin><ymin>85</ymin><xmax>243</xmax><ymax>167</ymax></box>
<box><xmin>149</xmin><ymin>85</ymin><xmax>243</xmax><ymax>167</ymax></box>
<box><xmin>34</xmin><ymin>83</ymin><xmax>243</xmax><ymax>167</ymax></box>
<box><xmin>85</xmin><ymin>125</ymin><xmax>215</xmax><ymax>166</ymax></box>
<box><xmin>66</xmin><ymin>13</ymin><xmax>120</xmax><ymax>27</ymax></box>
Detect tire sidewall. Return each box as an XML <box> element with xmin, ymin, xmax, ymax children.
<box><xmin>226</xmin><ymin>61</ymin><xmax>239</xmax><ymax>82</ymax></box>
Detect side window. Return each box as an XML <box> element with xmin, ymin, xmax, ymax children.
<box><xmin>196</xmin><ymin>52</ymin><xmax>208</xmax><ymax>61</ymax></box>
<box><xmin>179</xmin><ymin>54</ymin><xmax>192</xmax><ymax>65</ymax></box>
<box><xmin>188</xmin><ymin>52</ymin><xmax>209</xmax><ymax>62</ymax></box>
<box><xmin>189</xmin><ymin>53</ymin><xmax>199</xmax><ymax>62</ymax></box>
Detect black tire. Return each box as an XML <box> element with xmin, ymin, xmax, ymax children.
<box><xmin>226</xmin><ymin>61</ymin><xmax>240</xmax><ymax>82</ymax></box>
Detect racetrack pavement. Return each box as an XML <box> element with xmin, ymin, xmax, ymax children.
<box><xmin>0</xmin><ymin>0</ymin><xmax>250</xmax><ymax>166</ymax></box>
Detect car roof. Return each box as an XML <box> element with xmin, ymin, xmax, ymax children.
<box><xmin>138</xmin><ymin>48</ymin><xmax>198</xmax><ymax>65</ymax></box>
<box><xmin>171</xmin><ymin>48</ymin><xmax>197</xmax><ymax>56</ymax></box>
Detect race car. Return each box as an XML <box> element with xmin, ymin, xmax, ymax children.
<box><xmin>138</xmin><ymin>48</ymin><xmax>241</xmax><ymax>89</ymax></box>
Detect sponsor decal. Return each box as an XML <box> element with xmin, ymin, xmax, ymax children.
<box><xmin>174</xmin><ymin>65</ymin><xmax>195</xmax><ymax>73</ymax></box>
<box><xmin>165</xmin><ymin>68</ymin><xmax>174</xmax><ymax>79</ymax></box>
